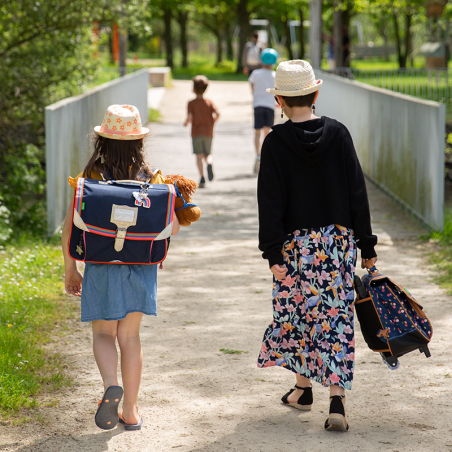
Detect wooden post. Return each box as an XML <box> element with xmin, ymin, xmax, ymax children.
<box><xmin>113</xmin><ymin>23</ymin><xmax>119</xmax><ymax>64</ymax></box>
<box><xmin>309</xmin><ymin>0</ymin><xmax>322</xmax><ymax>69</ymax></box>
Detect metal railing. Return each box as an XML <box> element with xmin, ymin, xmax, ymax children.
<box><xmin>328</xmin><ymin>67</ymin><xmax>452</xmax><ymax>117</ymax></box>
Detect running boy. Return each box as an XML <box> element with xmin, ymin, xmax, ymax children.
<box><xmin>248</xmin><ymin>48</ymin><xmax>278</xmax><ymax>174</ymax></box>
<box><xmin>184</xmin><ymin>75</ymin><xmax>220</xmax><ymax>188</ymax></box>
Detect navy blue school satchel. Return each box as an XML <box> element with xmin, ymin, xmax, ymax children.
<box><xmin>354</xmin><ymin>261</ymin><xmax>432</xmax><ymax>370</ymax></box>
<box><xmin>69</xmin><ymin>178</ymin><xmax>176</xmax><ymax>265</ymax></box>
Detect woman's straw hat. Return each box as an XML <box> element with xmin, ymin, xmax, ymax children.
<box><xmin>94</xmin><ymin>105</ymin><xmax>150</xmax><ymax>140</ymax></box>
<box><xmin>266</xmin><ymin>60</ymin><xmax>323</xmax><ymax>97</ymax></box>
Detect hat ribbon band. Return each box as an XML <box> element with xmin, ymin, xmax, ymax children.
<box><xmin>99</xmin><ymin>126</ymin><xmax>144</xmax><ymax>136</ymax></box>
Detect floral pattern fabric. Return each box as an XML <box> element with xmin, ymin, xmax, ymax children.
<box><xmin>257</xmin><ymin>225</ymin><xmax>357</xmax><ymax>390</ymax></box>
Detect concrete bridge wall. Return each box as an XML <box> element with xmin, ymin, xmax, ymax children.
<box><xmin>316</xmin><ymin>72</ymin><xmax>445</xmax><ymax>230</ymax></box>
<box><xmin>45</xmin><ymin>69</ymin><xmax>148</xmax><ymax>234</ymax></box>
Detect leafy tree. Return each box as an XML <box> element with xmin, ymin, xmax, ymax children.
<box><xmin>192</xmin><ymin>0</ymin><xmax>236</xmax><ymax>65</ymax></box>
<box><xmin>356</xmin><ymin>0</ymin><xmax>424</xmax><ymax>68</ymax></box>
<box><xmin>0</xmin><ymin>0</ymin><xmax>150</xmax><ymax>236</ymax></box>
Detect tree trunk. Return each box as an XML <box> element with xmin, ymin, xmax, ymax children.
<box><xmin>236</xmin><ymin>0</ymin><xmax>249</xmax><ymax>74</ymax></box>
<box><xmin>333</xmin><ymin>2</ymin><xmax>343</xmax><ymax>68</ymax></box>
<box><xmin>119</xmin><ymin>28</ymin><xmax>127</xmax><ymax>76</ymax></box>
<box><xmin>215</xmin><ymin>28</ymin><xmax>223</xmax><ymax>65</ymax></box>
<box><xmin>163</xmin><ymin>6</ymin><xmax>173</xmax><ymax>68</ymax></box>
<box><xmin>299</xmin><ymin>8</ymin><xmax>305</xmax><ymax>59</ymax></box>
<box><xmin>225</xmin><ymin>29</ymin><xmax>234</xmax><ymax>61</ymax></box>
<box><xmin>178</xmin><ymin>10</ymin><xmax>189</xmax><ymax>68</ymax></box>
<box><xmin>283</xmin><ymin>16</ymin><xmax>294</xmax><ymax>60</ymax></box>
<box><xmin>393</xmin><ymin>12</ymin><xmax>404</xmax><ymax>68</ymax></box>
<box><xmin>404</xmin><ymin>13</ymin><xmax>412</xmax><ymax>69</ymax></box>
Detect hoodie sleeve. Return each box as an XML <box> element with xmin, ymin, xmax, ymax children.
<box><xmin>343</xmin><ymin>128</ymin><xmax>378</xmax><ymax>259</ymax></box>
<box><xmin>257</xmin><ymin>138</ymin><xmax>287</xmax><ymax>268</ymax></box>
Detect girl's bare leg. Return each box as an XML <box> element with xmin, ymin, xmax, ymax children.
<box><xmin>92</xmin><ymin>320</ymin><xmax>119</xmax><ymax>390</ymax></box>
<box><xmin>286</xmin><ymin>374</ymin><xmax>311</xmax><ymax>403</ymax></box>
<box><xmin>117</xmin><ymin>312</ymin><xmax>143</xmax><ymax>424</ymax></box>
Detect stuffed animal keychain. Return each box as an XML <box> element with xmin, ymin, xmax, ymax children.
<box><xmin>164</xmin><ymin>174</ymin><xmax>201</xmax><ymax>226</ymax></box>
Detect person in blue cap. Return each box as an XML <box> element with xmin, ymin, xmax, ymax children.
<box><xmin>248</xmin><ymin>48</ymin><xmax>278</xmax><ymax>173</ymax></box>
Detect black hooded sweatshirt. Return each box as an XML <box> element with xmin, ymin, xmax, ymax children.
<box><xmin>257</xmin><ymin>116</ymin><xmax>377</xmax><ymax>268</ymax></box>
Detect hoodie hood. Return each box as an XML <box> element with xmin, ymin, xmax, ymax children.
<box><xmin>271</xmin><ymin>117</ymin><xmax>341</xmax><ymax>165</ymax></box>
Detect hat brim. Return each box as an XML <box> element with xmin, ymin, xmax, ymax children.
<box><xmin>267</xmin><ymin>79</ymin><xmax>323</xmax><ymax>96</ymax></box>
<box><xmin>94</xmin><ymin>126</ymin><xmax>150</xmax><ymax>140</ymax></box>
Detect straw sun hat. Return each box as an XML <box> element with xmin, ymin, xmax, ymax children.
<box><xmin>94</xmin><ymin>104</ymin><xmax>150</xmax><ymax>140</ymax></box>
<box><xmin>266</xmin><ymin>60</ymin><xmax>323</xmax><ymax>97</ymax></box>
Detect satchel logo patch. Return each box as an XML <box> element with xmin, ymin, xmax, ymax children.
<box><xmin>132</xmin><ymin>192</ymin><xmax>151</xmax><ymax>209</ymax></box>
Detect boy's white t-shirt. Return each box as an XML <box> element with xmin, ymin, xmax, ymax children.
<box><xmin>249</xmin><ymin>68</ymin><xmax>276</xmax><ymax>110</ymax></box>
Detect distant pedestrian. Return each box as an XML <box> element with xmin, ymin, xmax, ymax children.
<box><xmin>242</xmin><ymin>31</ymin><xmax>263</xmax><ymax>76</ymax></box>
<box><xmin>257</xmin><ymin>60</ymin><xmax>378</xmax><ymax>432</ymax></box>
<box><xmin>61</xmin><ymin>105</ymin><xmax>181</xmax><ymax>431</ymax></box>
<box><xmin>184</xmin><ymin>75</ymin><xmax>220</xmax><ymax>188</ymax></box>
<box><xmin>248</xmin><ymin>48</ymin><xmax>278</xmax><ymax>174</ymax></box>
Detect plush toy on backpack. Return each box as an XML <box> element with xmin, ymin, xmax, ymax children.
<box><xmin>164</xmin><ymin>174</ymin><xmax>201</xmax><ymax>226</ymax></box>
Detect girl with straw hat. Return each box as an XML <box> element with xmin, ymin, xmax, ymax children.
<box><xmin>256</xmin><ymin>60</ymin><xmax>378</xmax><ymax>431</ymax></box>
<box><xmin>61</xmin><ymin>105</ymin><xmax>181</xmax><ymax>431</ymax></box>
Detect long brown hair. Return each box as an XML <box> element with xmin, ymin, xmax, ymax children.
<box><xmin>83</xmin><ymin>135</ymin><xmax>154</xmax><ymax>181</ymax></box>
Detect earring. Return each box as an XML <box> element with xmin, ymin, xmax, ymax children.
<box><xmin>312</xmin><ymin>104</ymin><xmax>316</xmax><ymax>115</ymax></box>
<box><xmin>281</xmin><ymin>109</ymin><xmax>284</xmax><ymax>119</ymax></box>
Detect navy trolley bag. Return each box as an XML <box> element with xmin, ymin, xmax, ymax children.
<box><xmin>354</xmin><ymin>260</ymin><xmax>432</xmax><ymax>369</ymax></box>
<box><xmin>69</xmin><ymin>178</ymin><xmax>176</xmax><ymax>265</ymax></box>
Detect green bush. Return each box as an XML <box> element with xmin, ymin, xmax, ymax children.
<box><xmin>429</xmin><ymin>213</ymin><xmax>452</xmax><ymax>294</ymax></box>
<box><xmin>0</xmin><ymin>143</ymin><xmax>46</xmax><ymax>237</ymax></box>
<box><xmin>0</xmin><ymin>197</ymin><xmax>12</xmax><ymax>244</ymax></box>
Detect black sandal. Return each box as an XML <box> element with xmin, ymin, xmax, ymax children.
<box><xmin>281</xmin><ymin>384</ymin><xmax>313</xmax><ymax>411</ymax></box>
<box><xmin>324</xmin><ymin>395</ymin><xmax>349</xmax><ymax>432</ymax></box>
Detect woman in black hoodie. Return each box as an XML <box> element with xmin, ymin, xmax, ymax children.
<box><xmin>257</xmin><ymin>60</ymin><xmax>378</xmax><ymax>432</ymax></box>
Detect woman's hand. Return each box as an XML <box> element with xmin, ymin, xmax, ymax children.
<box><xmin>65</xmin><ymin>269</ymin><xmax>83</xmax><ymax>297</ymax></box>
<box><xmin>361</xmin><ymin>256</ymin><xmax>378</xmax><ymax>269</ymax></box>
<box><xmin>271</xmin><ymin>264</ymin><xmax>287</xmax><ymax>281</ymax></box>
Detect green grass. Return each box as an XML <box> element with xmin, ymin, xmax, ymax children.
<box><xmin>0</xmin><ymin>237</ymin><xmax>76</xmax><ymax>418</ymax></box>
<box><xmin>428</xmin><ymin>212</ymin><xmax>452</xmax><ymax>295</ymax></box>
<box><xmin>219</xmin><ymin>348</ymin><xmax>249</xmax><ymax>355</ymax></box>
<box><xmin>148</xmin><ymin>108</ymin><xmax>161</xmax><ymax>123</ymax></box>
<box><xmin>173</xmin><ymin>55</ymin><xmax>248</xmax><ymax>82</ymax></box>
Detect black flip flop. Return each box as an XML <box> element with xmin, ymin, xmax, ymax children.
<box><xmin>95</xmin><ymin>386</ymin><xmax>123</xmax><ymax>430</ymax></box>
<box><xmin>119</xmin><ymin>412</ymin><xmax>144</xmax><ymax>431</ymax></box>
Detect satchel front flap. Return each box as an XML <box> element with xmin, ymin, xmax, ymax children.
<box><xmin>75</xmin><ymin>178</ymin><xmax>175</xmax><ymax>240</ymax></box>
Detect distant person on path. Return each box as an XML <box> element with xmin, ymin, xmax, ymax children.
<box><xmin>61</xmin><ymin>105</ymin><xmax>181</xmax><ymax>431</ymax></box>
<box><xmin>248</xmin><ymin>48</ymin><xmax>278</xmax><ymax>174</ymax></box>
<box><xmin>242</xmin><ymin>31</ymin><xmax>262</xmax><ymax>76</ymax></box>
<box><xmin>257</xmin><ymin>60</ymin><xmax>378</xmax><ymax>432</ymax></box>
<box><xmin>184</xmin><ymin>75</ymin><xmax>220</xmax><ymax>188</ymax></box>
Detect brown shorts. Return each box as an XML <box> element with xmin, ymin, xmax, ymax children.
<box><xmin>192</xmin><ymin>136</ymin><xmax>213</xmax><ymax>155</ymax></box>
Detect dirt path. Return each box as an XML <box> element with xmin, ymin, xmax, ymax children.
<box><xmin>1</xmin><ymin>81</ymin><xmax>451</xmax><ymax>452</ymax></box>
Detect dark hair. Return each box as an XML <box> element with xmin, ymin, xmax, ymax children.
<box><xmin>192</xmin><ymin>75</ymin><xmax>209</xmax><ymax>94</ymax></box>
<box><xmin>281</xmin><ymin>92</ymin><xmax>316</xmax><ymax>108</ymax></box>
<box><xmin>252</xmin><ymin>30</ymin><xmax>259</xmax><ymax>40</ymax></box>
<box><xmin>83</xmin><ymin>135</ymin><xmax>154</xmax><ymax>182</ymax></box>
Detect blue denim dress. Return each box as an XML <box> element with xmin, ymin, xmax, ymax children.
<box><xmin>80</xmin><ymin>263</ymin><xmax>158</xmax><ymax>322</ymax></box>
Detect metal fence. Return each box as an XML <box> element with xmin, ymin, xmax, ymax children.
<box><xmin>328</xmin><ymin>67</ymin><xmax>452</xmax><ymax>117</ymax></box>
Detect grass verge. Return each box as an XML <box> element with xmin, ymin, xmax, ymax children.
<box><xmin>0</xmin><ymin>236</ymin><xmax>77</xmax><ymax>419</ymax></box>
<box><xmin>428</xmin><ymin>212</ymin><xmax>452</xmax><ymax>294</ymax></box>
<box><xmin>149</xmin><ymin>108</ymin><xmax>161</xmax><ymax>123</ymax></box>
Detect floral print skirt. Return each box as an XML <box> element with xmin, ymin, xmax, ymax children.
<box><xmin>257</xmin><ymin>225</ymin><xmax>357</xmax><ymax>390</ymax></box>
